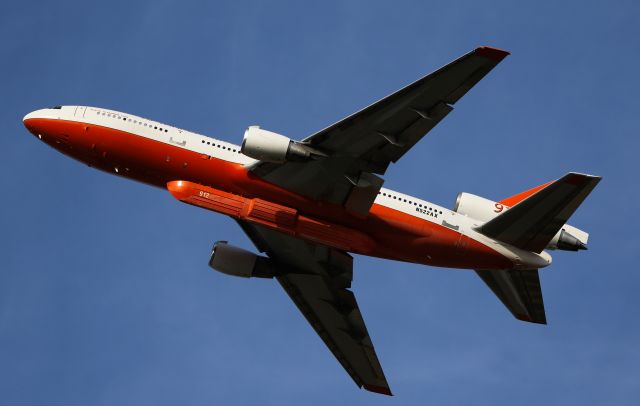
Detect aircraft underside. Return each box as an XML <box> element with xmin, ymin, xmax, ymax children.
<box><xmin>23</xmin><ymin>46</ymin><xmax>600</xmax><ymax>395</ymax></box>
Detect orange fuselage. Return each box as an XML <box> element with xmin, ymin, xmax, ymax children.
<box><xmin>24</xmin><ymin>114</ymin><xmax>513</xmax><ymax>271</ymax></box>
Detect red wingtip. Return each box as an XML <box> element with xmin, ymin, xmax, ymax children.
<box><xmin>516</xmin><ymin>314</ymin><xmax>533</xmax><ymax>322</ymax></box>
<box><xmin>363</xmin><ymin>384</ymin><xmax>393</xmax><ymax>396</ymax></box>
<box><xmin>564</xmin><ymin>173</ymin><xmax>590</xmax><ymax>186</ymax></box>
<box><xmin>475</xmin><ymin>46</ymin><xmax>510</xmax><ymax>61</ymax></box>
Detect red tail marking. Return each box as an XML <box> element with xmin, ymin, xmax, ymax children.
<box><xmin>499</xmin><ymin>181</ymin><xmax>554</xmax><ymax>207</ymax></box>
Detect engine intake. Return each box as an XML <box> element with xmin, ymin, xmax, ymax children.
<box><xmin>208</xmin><ymin>241</ymin><xmax>275</xmax><ymax>278</ymax></box>
<box><xmin>241</xmin><ymin>126</ymin><xmax>325</xmax><ymax>163</ymax></box>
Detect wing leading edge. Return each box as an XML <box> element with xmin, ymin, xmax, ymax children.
<box><xmin>236</xmin><ymin>221</ymin><xmax>392</xmax><ymax>395</ymax></box>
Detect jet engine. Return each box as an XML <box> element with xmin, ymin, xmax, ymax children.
<box><xmin>546</xmin><ymin>229</ymin><xmax>588</xmax><ymax>251</ymax></box>
<box><xmin>208</xmin><ymin>241</ymin><xmax>275</xmax><ymax>278</ymax></box>
<box><xmin>454</xmin><ymin>192</ymin><xmax>504</xmax><ymax>223</ymax></box>
<box><xmin>241</xmin><ymin>126</ymin><xmax>325</xmax><ymax>163</ymax></box>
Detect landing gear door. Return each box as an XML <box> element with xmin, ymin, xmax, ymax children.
<box><xmin>74</xmin><ymin>106</ymin><xmax>87</xmax><ymax>118</ymax></box>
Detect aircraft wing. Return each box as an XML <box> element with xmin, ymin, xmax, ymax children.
<box><xmin>475</xmin><ymin>269</ymin><xmax>546</xmax><ymax>324</ymax></box>
<box><xmin>250</xmin><ymin>46</ymin><xmax>509</xmax><ymax>215</ymax></box>
<box><xmin>236</xmin><ymin>220</ymin><xmax>392</xmax><ymax>396</ymax></box>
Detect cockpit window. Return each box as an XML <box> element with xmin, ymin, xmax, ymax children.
<box><xmin>51</xmin><ymin>105</ymin><xmax>62</xmax><ymax>109</ymax></box>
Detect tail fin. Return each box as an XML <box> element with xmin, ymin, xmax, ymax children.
<box><xmin>499</xmin><ymin>181</ymin><xmax>554</xmax><ymax>207</ymax></box>
<box><xmin>478</xmin><ymin>172</ymin><xmax>601</xmax><ymax>253</ymax></box>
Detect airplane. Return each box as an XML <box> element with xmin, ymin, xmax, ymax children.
<box><xmin>23</xmin><ymin>46</ymin><xmax>600</xmax><ymax>396</ymax></box>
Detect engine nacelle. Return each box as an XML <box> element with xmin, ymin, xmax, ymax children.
<box><xmin>454</xmin><ymin>192</ymin><xmax>505</xmax><ymax>223</ymax></box>
<box><xmin>208</xmin><ymin>241</ymin><xmax>274</xmax><ymax>278</ymax></box>
<box><xmin>241</xmin><ymin>126</ymin><xmax>322</xmax><ymax>163</ymax></box>
<box><xmin>546</xmin><ymin>227</ymin><xmax>589</xmax><ymax>251</ymax></box>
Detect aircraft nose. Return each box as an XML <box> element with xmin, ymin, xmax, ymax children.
<box><xmin>23</xmin><ymin>108</ymin><xmax>54</xmax><ymax>137</ymax></box>
<box><xmin>23</xmin><ymin>110</ymin><xmax>39</xmax><ymax>123</ymax></box>
<box><xmin>23</xmin><ymin>110</ymin><xmax>40</xmax><ymax>135</ymax></box>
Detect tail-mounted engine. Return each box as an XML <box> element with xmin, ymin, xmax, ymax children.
<box><xmin>454</xmin><ymin>192</ymin><xmax>504</xmax><ymax>222</ymax></box>
<box><xmin>546</xmin><ymin>229</ymin><xmax>588</xmax><ymax>251</ymax></box>
<box><xmin>241</xmin><ymin>126</ymin><xmax>326</xmax><ymax>163</ymax></box>
<box><xmin>208</xmin><ymin>241</ymin><xmax>275</xmax><ymax>278</ymax></box>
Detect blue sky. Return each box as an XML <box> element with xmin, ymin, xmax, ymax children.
<box><xmin>1</xmin><ymin>0</ymin><xmax>639</xmax><ymax>404</ymax></box>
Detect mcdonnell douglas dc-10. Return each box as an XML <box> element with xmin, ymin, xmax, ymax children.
<box><xmin>24</xmin><ymin>46</ymin><xmax>600</xmax><ymax>395</ymax></box>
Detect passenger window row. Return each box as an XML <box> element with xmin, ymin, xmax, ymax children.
<box><xmin>93</xmin><ymin>110</ymin><xmax>241</xmax><ymax>155</ymax></box>
<box><xmin>96</xmin><ymin>111</ymin><xmax>169</xmax><ymax>133</ymax></box>
<box><xmin>378</xmin><ymin>191</ymin><xmax>443</xmax><ymax>214</ymax></box>
<box><xmin>200</xmin><ymin>139</ymin><xmax>241</xmax><ymax>154</ymax></box>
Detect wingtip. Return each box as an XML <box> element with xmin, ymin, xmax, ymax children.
<box><xmin>564</xmin><ymin>172</ymin><xmax>602</xmax><ymax>186</ymax></box>
<box><xmin>566</xmin><ymin>171</ymin><xmax>603</xmax><ymax>181</ymax></box>
<box><xmin>363</xmin><ymin>384</ymin><xmax>393</xmax><ymax>396</ymax></box>
<box><xmin>516</xmin><ymin>314</ymin><xmax>547</xmax><ymax>325</ymax></box>
<box><xmin>475</xmin><ymin>46</ymin><xmax>510</xmax><ymax>61</ymax></box>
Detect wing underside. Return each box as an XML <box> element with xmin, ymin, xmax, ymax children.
<box><xmin>237</xmin><ymin>221</ymin><xmax>392</xmax><ymax>395</ymax></box>
<box><xmin>475</xmin><ymin>269</ymin><xmax>546</xmax><ymax>324</ymax></box>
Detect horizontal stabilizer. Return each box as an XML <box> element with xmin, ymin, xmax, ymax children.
<box><xmin>478</xmin><ymin>172</ymin><xmax>601</xmax><ymax>253</ymax></box>
<box><xmin>475</xmin><ymin>269</ymin><xmax>546</xmax><ymax>324</ymax></box>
